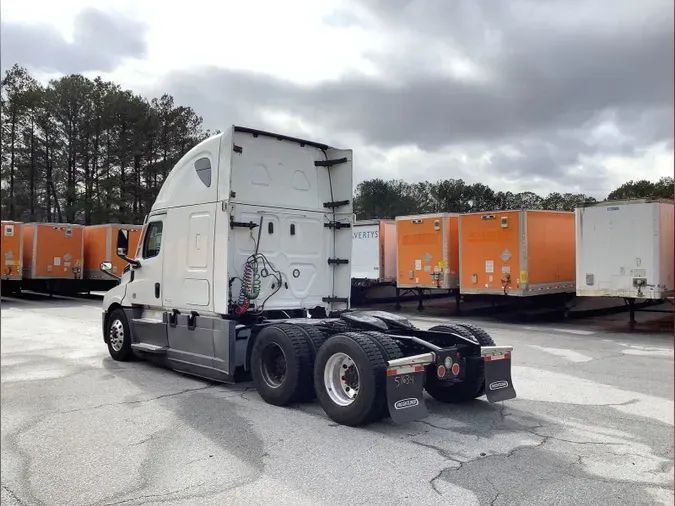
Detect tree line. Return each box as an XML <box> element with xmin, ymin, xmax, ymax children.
<box><xmin>1</xmin><ymin>64</ymin><xmax>216</xmax><ymax>225</ymax></box>
<box><xmin>353</xmin><ymin>176</ymin><xmax>674</xmax><ymax>220</ymax></box>
<box><xmin>1</xmin><ymin>64</ymin><xmax>672</xmax><ymax>225</ymax></box>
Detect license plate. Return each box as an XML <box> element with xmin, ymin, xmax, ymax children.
<box><xmin>385</xmin><ymin>364</ymin><xmax>428</xmax><ymax>424</ymax></box>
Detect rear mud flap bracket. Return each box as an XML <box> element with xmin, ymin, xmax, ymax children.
<box><xmin>385</xmin><ymin>364</ymin><xmax>429</xmax><ymax>424</ymax></box>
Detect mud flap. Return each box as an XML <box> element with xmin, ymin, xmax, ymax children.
<box><xmin>483</xmin><ymin>354</ymin><xmax>516</xmax><ymax>402</ymax></box>
<box><xmin>385</xmin><ymin>364</ymin><xmax>429</xmax><ymax>424</ymax></box>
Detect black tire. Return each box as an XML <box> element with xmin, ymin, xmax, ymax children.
<box><xmin>454</xmin><ymin>323</ymin><xmax>496</xmax><ymax>397</ymax></box>
<box><xmin>251</xmin><ymin>324</ymin><xmax>314</xmax><ymax>406</ymax></box>
<box><xmin>423</xmin><ymin>323</ymin><xmax>493</xmax><ymax>403</ymax></box>
<box><xmin>313</xmin><ymin>332</ymin><xmax>388</xmax><ymax>426</ymax></box>
<box><xmin>361</xmin><ymin>331</ymin><xmax>403</xmax><ymax>362</ymax></box>
<box><xmin>454</xmin><ymin>323</ymin><xmax>496</xmax><ymax>347</ymax></box>
<box><xmin>294</xmin><ymin>323</ymin><xmax>330</xmax><ymax>399</ymax></box>
<box><xmin>430</xmin><ymin>323</ymin><xmax>480</xmax><ymax>344</ymax></box>
<box><xmin>106</xmin><ymin>308</ymin><xmax>134</xmax><ymax>361</ymax></box>
<box><xmin>294</xmin><ymin>323</ymin><xmax>330</xmax><ymax>358</ymax></box>
<box><xmin>361</xmin><ymin>331</ymin><xmax>403</xmax><ymax>418</ymax></box>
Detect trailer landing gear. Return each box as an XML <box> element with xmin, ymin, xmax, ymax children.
<box><xmin>393</xmin><ymin>288</ymin><xmax>461</xmax><ymax>313</ymax></box>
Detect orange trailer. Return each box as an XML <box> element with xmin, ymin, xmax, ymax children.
<box><xmin>1</xmin><ymin>221</ymin><xmax>23</xmax><ymax>282</ymax></box>
<box><xmin>84</xmin><ymin>224</ymin><xmax>142</xmax><ymax>279</ymax></box>
<box><xmin>396</xmin><ymin>213</ymin><xmax>460</xmax><ymax>290</ymax></box>
<box><xmin>458</xmin><ymin>210</ymin><xmax>575</xmax><ymax>296</ymax></box>
<box><xmin>22</xmin><ymin>223</ymin><xmax>84</xmax><ymax>280</ymax></box>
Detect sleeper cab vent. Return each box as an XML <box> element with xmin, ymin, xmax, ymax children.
<box><xmin>194</xmin><ymin>157</ymin><xmax>211</xmax><ymax>188</ymax></box>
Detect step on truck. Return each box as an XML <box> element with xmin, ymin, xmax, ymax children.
<box><xmin>100</xmin><ymin>126</ymin><xmax>517</xmax><ymax>426</ymax></box>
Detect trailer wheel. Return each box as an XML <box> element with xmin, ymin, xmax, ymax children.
<box><xmin>424</xmin><ymin>324</ymin><xmax>492</xmax><ymax>403</ymax></box>
<box><xmin>106</xmin><ymin>308</ymin><xmax>133</xmax><ymax>361</ymax></box>
<box><xmin>314</xmin><ymin>332</ymin><xmax>388</xmax><ymax>426</ymax></box>
<box><xmin>251</xmin><ymin>324</ymin><xmax>314</xmax><ymax>406</ymax></box>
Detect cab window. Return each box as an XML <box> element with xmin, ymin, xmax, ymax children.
<box><xmin>142</xmin><ymin>221</ymin><xmax>163</xmax><ymax>259</ymax></box>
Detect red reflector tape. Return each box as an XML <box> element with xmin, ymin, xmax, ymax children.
<box><xmin>387</xmin><ymin>364</ymin><xmax>426</xmax><ymax>376</ymax></box>
<box><xmin>484</xmin><ymin>353</ymin><xmax>511</xmax><ymax>362</ymax></box>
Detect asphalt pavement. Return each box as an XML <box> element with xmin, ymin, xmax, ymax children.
<box><xmin>1</xmin><ymin>294</ymin><xmax>673</xmax><ymax>505</ymax></box>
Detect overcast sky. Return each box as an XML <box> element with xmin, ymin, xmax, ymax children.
<box><xmin>2</xmin><ymin>0</ymin><xmax>672</xmax><ymax>197</ymax></box>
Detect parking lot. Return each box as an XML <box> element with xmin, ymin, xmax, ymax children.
<box><xmin>1</xmin><ymin>294</ymin><xmax>673</xmax><ymax>506</ymax></box>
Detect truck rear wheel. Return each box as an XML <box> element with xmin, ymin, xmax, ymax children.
<box><xmin>454</xmin><ymin>323</ymin><xmax>495</xmax><ymax>397</ymax></box>
<box><xmin>424</xmin><ymin>324</ymin><xmax>493</xmax><ymax>403</ymax></box>
<box><xmin>294</xmin><ymin>324</ymin><xmax>329</xmax><ymax>358</ymax></box>
<box><xmin>106</xmin><ymin>308</ymin><xmax>133</xmax><ymax>362</ymax></box>
<box><xmin>361</xmin><ymin>331</ymin><xmax>403</xmax><ymax>418</ymax></box>
<box><xmin>314</xmin><ymin>332</ymin><xmax>388</xmax><ymax>426</ymax></box>
<box><xmin>251</xmin><ymin>324</ymin><xmax>314</xmax><ymax>406</ymax></box>
<box><xmin>361</xmin><ymin>331</ymin><xmax>403</xmax><ymax>362</ymax></box>
<box><xmin>294</xmin><ymin>323</ymin><xmax>330</xmax><ymax>400</ymax></box>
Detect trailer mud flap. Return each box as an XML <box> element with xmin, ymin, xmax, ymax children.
<box><xmin>385</xmin><ymin>364</ymin><xmax>428</xmax><ymax>424</ymax></box>
<box><xmin>483</xmin><ymin>352</ymin><xmax>516</xmax><ymax>403</ymax></box>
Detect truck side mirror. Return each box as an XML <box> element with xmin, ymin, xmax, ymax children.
<box><xmin>99</xmin><ymin>260</ymin><xmax>120</xmax><ymax>282</ymax></box>
<box><xmin>117</xmin><ymin>229</ymin><xmax>129</xmax><ymax>256</ymax></box>
<box><xmin>116</xmin><ymin>228</ymin><xmax>141</xmax><ymax>268</ymax></box>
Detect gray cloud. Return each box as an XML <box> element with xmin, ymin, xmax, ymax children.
<box><xmin>4</xmin><ymin>1</ymin><xmax>670</xmax><ymax>195</ymax></box>
<box><xmin>0</xmin><ymin>8</ymin><xmax>147</xmax><ymax>74</ymax></box>
<box><xmin>153</xmin><ymin>0</ymin><xmax>672</xmax><ymax>187</ymax></box>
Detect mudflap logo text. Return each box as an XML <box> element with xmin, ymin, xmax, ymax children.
<box><xmin>489</xmin><ymin>381</ymin><xmax>509</xmax><ymax>391</ymax></box>
<box><xmin>394</xmin><ymin>398</ymin><xmax>419</xmax><ymax>410</ymax></box>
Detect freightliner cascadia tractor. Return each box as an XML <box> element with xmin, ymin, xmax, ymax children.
<box><xmin>100</xmin><ymin>126</ymin><xmax>516</xmax><ymax>426</ymax></box>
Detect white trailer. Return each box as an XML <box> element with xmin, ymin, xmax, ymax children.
<box><xmin>351</xmin><ymin>219</ymin><xmax>396</xmax><ymax>287</ymax></box>
<box><xmin>99</xmin><ymin>126</ymin><xmax>516</xmax><ymax>427</ymax></box>
<box><xmin>575</xmin><ymin>198</ymin><xmax>674</xmax><ymax>323</ymax></box>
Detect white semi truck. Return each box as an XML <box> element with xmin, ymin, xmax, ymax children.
<box><xmin>99</xmin><ymin>126</ymin><xmax>516</xmax><ymax>426</ymax></box>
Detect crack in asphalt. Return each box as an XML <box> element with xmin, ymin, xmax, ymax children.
<box><xmin>412</xmin><ymin>401</ymin><xmax>672</xmax><ymax>500</ymax></box>
<box><xmin>485</xmin><ymin>476</ymin><xmax>501</xmax><ymax>506</ymax></box>
<box><xmin>418</xmin><ymin>419</ymin><xmax>481</xmax><ymax>441</ymax></box>
<box><xmin>129</xmin><ymin>431</ymin><xmax>162</xmax><ymax>447</ymax></box>
<box><xmin>98</xmin><ymin>481</ymin><xmax>208</xmax><ymax>506</ymax></box>
<box><xmin>1</xmin><ymin>484</ymin><xmax>31</xmax><ymax>506</ymax></box>
<box><xmin>418</xmin><ymin>435</ymin><xmax>549</xmax><ymax>498</ymax></box>
<box><xmin>525</xmin><ymin>430</ymin><xmax>629</xmax><ymax>447</ymax></box>
<box><xmin>410</xmin><ymin>440</ymin><xmax>463</xmax><ymax>495</ymax></box>
<box><xmin>58</xmin><ymin>385</ymin><xmax>219</xmax><ymax>414</ymax></box>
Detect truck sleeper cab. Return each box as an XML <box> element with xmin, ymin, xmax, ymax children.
<box><xmin>101</xmin><ymin>125</ymin><xmax>516</xmax><ymax>427</ymax></box>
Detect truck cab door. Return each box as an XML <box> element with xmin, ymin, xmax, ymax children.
<box><xmin>127</xmin><ymin>214</ymin><xmax>165</xmax><ymax>310</ymax></box>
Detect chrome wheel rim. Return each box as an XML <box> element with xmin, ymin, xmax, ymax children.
<box><xmin>109</xmin><ymin>319</ymin><xmax>125</xmax><ymax>352</ymax></box>
<box><xmin>324</xmin><ymin>352</ymin><xmax>360</xmax><ymax>406</ymax></box>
